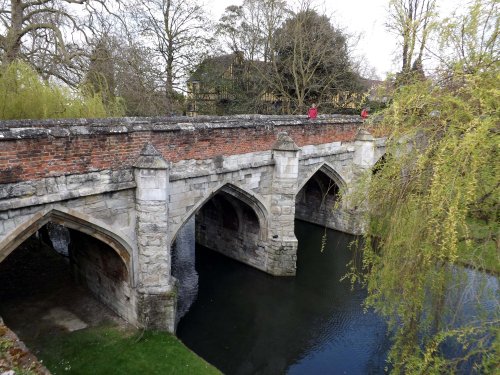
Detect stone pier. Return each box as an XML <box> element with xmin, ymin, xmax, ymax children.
<box><xmin>0</xmin><ymin>115</ymin><xmax>385</xmax><ymax>331</ymax></box>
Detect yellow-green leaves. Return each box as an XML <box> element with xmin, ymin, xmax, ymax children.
<box><xmin>0</xmin><ymin>61</ymin><xmax>124</xmax><ymax>120</ymax></box>
<box><xmin>352</xmin><ymin>42</ymin><xmax>499</xmax><ymax>375</ymax></box>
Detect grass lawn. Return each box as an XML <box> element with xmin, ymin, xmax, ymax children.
<box><xmin>35</xmin><ymin>324</ymin><xmax>221</xmax><ymax>375</ymax></box>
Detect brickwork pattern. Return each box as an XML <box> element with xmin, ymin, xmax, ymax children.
<box><xmin>0</xmin><ymin>115</ymin><xmax>385</xmax><ymax>332</ymax></box>
<box><xmin>0</xmin><ymin>116</ymin><xmax>361</xmax><ymax>184</ymax></box>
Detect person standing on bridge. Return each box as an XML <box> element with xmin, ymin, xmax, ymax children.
<box><xmin>361</xmin><ymin>107</ymin><xmax>369</xmax><ymax>120</ymax></box>
<box><xmin>308</xmin><ymin>103</ymin><xmax>318</xmax><ymax>119</ymax></box>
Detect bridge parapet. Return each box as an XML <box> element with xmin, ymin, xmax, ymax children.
<box><xmin>0</xmin><ymin>115</ymin><xmax>362</xmax><ymax>185</ymax></box>
<box><xmin>0</xmin><ymin>115</ymin><xmax>386</xmax><ymax>333</ymax></box>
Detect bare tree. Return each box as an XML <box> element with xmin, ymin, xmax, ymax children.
<box><xmin>0</xmin><ymin>0</ymin><xmax>124</xmax><ymax>86</ymax></box>
<box><xmin>114</xmin><ymin>41</ymin><xmax>171</xmax><ymax>116</ymax></box>
<box><xmin>387</xmin><ymin>0</ymin><xmax>436</xmax><ymax>80</ymax></box>
<box><xmin>130</xmin><ymin>0</ymin><xmax>213</xmax><ymax>109</ymax></box>
<box><xmin>217</xmin><ymin>0</ymin><xmax>288</xmax><ymax>62</ymax></box>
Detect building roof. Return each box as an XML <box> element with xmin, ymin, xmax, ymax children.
<box><xmin>188</xmin><ymin>52</ymin><xmax>244</xmax><ymax>83</ymax></box>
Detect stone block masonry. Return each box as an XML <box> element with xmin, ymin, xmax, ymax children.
<box><xmin>0</xmin><ymin>115</ymin><xmax>385</xmax><ymax>332</ymax></box>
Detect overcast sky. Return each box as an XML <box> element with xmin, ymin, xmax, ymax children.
<box><xmin>205</xmin><ymin>0</ymin><xmax>470</xmax><ymax>78</ymax></box>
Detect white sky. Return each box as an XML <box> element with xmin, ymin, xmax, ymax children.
<box><xmin>205</xmin><ymin>0</ymin><xmax>470</xmax><ymax>78</ymax></box>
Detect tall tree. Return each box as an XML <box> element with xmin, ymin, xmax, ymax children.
<box><xmin>349</xmin><ymin>1</ymin><xmax>499</xmax><ymax>372</ymax></box>
<box><xmin>217</xmin><ymin>0</ymin><xmax>288</xmax><ymax>62</ymax></box>
<box><xmin>271</xmin><ymin>7</ymin><xmax>359</xmax><ymax>112</ymax></box>
<box><xmin>387</xmin><ymin>0</ymin><xmax>437</xmax><ymax>81</ymax></box>
<box><xmin>114</xmin><ymin>41</ymin><xmax>173</xmax><ymax>116</ymax></box>
<box><xmin>84</xmin><ymin>35</ymin><xmax>116</xmax><ymax>107</ymax></box>
<box><xmin>84</xmin><ymin>32</ymin><xmax>173</xmax><ymax>116</ymax></box>
<box><xmin>0</xmin><ymin>0</ymin><xmax>106</xmax><ymax>85</ymax></box>
<box><xmin>131</xmin><ymin>0</ymin><xmax>212</xmax><ymax>111</ymax></box>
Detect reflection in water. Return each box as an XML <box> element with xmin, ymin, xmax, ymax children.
<box><xmin>439</xmin><ymin>266</ymin><xmax>499</xmax><ymax>373</ymax></box>
<box><xmin>177</xmin><ymin>221</ymin><xmax>391</xmax><ymax>374</ymax></box>
<box><xmin>172</xmin><ymin>217</ymin><xmax>199</xmax><ymax>325</ymax></box>
<box><xmin>446</xmin><ymin>267</ymin><xmax>499</xmax><ymax>326</ymax></box>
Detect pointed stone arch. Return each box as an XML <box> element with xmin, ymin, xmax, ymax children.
<box><xmin>296</xmin><ymin>162</ymin><xmax>347</xmax><ymax>195</ymax></box>
<box><xmin>372</xmin><ymin>153</ymin><xmax>389</xmax><ymax>175</ymax></box>
<box><xmin>170</xmin><ymin>182</ymin><xmax>269</xmax><ymax>245</ymax></box>
<box><xmin>0</xmin><ymin>207</ymin><xmax>133</xmax><ymax>280</ymax></box>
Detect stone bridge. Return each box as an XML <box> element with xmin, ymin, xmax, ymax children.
<box><xmin>0</xmin><ymin>115</ymin><xmax>385</xmax><ymax>332</ymax></box>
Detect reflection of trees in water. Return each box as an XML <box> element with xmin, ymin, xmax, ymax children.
<box><xmin>171</xmin><ymin>217</ymin><xmax>199</xmax><ymax>326</ymax></box>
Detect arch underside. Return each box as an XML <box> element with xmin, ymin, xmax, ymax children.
<box><xmin>0</xmin><ymin>206</ymin><xmax>137</xmax><ymax>324</ymax></box>
<box><xmin>297</xmin><ymin>162</ymin><xmax>347</xmax><ymax>195</ymax></box>
<box><xmin>171</xmin><ymin>182</ymin><xmax>269</xmax><ymax>245</ymax></box>
<box><xmin>295</xmin><ymin>163</ymin><xmax>352</xmax><ymax>233</ymax></box>
<box><xmin>172</xmin><ymin>182</ymin><xmax>269</xmax><ymax>272</ymax></box>
<box><xmin>0</xmin><ymin>207</ymin><xmax>132</xmax><ymax>275</ymax></box>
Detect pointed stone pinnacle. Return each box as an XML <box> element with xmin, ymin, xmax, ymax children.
<box><xmin>273</xmin><ymin>132</ymin><xmax>300</xmax><ymax>151</ymax></box>
<box><xmin>140</xmin><ymin>142</ymin><xmax>162</xmax><ymax>156</ymax></box>
<box><xmin>133</xmin><ymin>142</ymin><xmax>169</xmax><ymax>169</ymax></box>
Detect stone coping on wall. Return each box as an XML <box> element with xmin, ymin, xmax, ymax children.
<box><xmin>0</xmin><ymin>115</ymin><xmax>362</xmax><ymax>140</ymax></box>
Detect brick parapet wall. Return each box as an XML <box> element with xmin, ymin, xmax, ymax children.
<box><xmin>0</xmin><ymin>115</ymin><xmax>363</xmax><ymax>184</ymax></box>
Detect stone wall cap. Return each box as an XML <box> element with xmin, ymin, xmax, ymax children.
<box><xmin>0</xmin><ymin>115</ymin><xmax>362</xmax><ymax>139</ymax></box>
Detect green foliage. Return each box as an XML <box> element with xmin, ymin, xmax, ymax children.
<box><xmin>0</xmin><ymin>337</ymin><xmax>13</xmax><ymax>352</ymax></box>
<box><xmin>0</xmin><ymin>61</ymin><xmax>124</xmax><ymax>120</ymax></box>
<box><xmin>347</xmin><ymin>3</ymin><xmax>499</xmax><ymax>370</ymax></box>
<box><xmin>36</xmin><ymin>324</ymin><xmax>221</xmax><ymax>375</ymax></box>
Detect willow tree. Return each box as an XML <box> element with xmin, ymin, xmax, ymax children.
<box><xmin>349</xmin><ymin>1</ymin><xmax>499</xmax><ymax>373</ymax></box>
<box><xmin>0</xmin><ymin>61</ymin><xmax>123</xmax><ymax>119</ymax></box>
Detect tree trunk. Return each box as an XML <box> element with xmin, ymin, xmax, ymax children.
<box><xmin>5</xmin><ymin>0</ymin><xmax>24</xmax><ymax>64</ymax></box>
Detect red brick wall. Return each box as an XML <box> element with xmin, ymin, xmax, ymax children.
<box><xmin>0</xmin><ymin>122</ymin><xmax>360</xmax><ymax>184</ymax></box>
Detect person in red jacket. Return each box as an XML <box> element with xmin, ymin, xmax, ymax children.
<box><xmin>361</xmin><ymin>107</ymin><xmax>369</xmax><ymax>119</ymax></box>
<box><xmin>308</xmin><ymin>103</ymin><xmax>318</xmax><ymax>119</ymax></box>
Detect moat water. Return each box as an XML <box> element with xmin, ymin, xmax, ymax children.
<box><xmin>176</xmin><ymin>221</ymin><xmax>392</xmax><ymax>374</ymax></box>
<box><xmin>1</xmin><ymin>221</ymin><xmax>496</xmax><ymax>374</ymax></box>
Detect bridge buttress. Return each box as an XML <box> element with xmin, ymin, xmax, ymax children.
<box><xmin>265</xmin><ymin>132</ymin><xmax>300</xmax><ymax>276</ymax></box>
<box><xmin>340</xmin><ymin>129</ymin><xmax>380</xmax><ymax>233</ymax></box>
<box><xmin>133</xmin><ymin>143</ymin><xmax>176</xmax><ymax>332</ymax></box>
<box><xmin>353</xmin><ymin>129</ymin><xmax>378</xmax><ymax>170</ymax></box>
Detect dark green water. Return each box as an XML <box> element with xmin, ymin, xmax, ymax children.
<box><xmin>177</xmin><ymin>221</ymin><xmax>391</xmax><ymax>375</ymax></box>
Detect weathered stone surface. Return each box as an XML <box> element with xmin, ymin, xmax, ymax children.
<box><xmin>136</xmin><ymin>287</ymin><xmax>177</xmax><ymax>332</ymax></box>
<box><xmin>273</xmin><ymin>132</ymin><xmax>300</xmax><ymax>151</ymax></box>
<box><xmin>0</xmin><ymin>115</ymin><xmax>385</xmax><ymax>332</ymax></box>
<box><xmin>133</xmin><ymin>143</ymin><xmax>170</xmax><ymax>170</ymax></box>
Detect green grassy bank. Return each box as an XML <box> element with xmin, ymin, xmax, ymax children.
<box><xmin>35</xmin><ymin>325</ymin><xmax>221</xmax><ymax>375</ymax></box>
